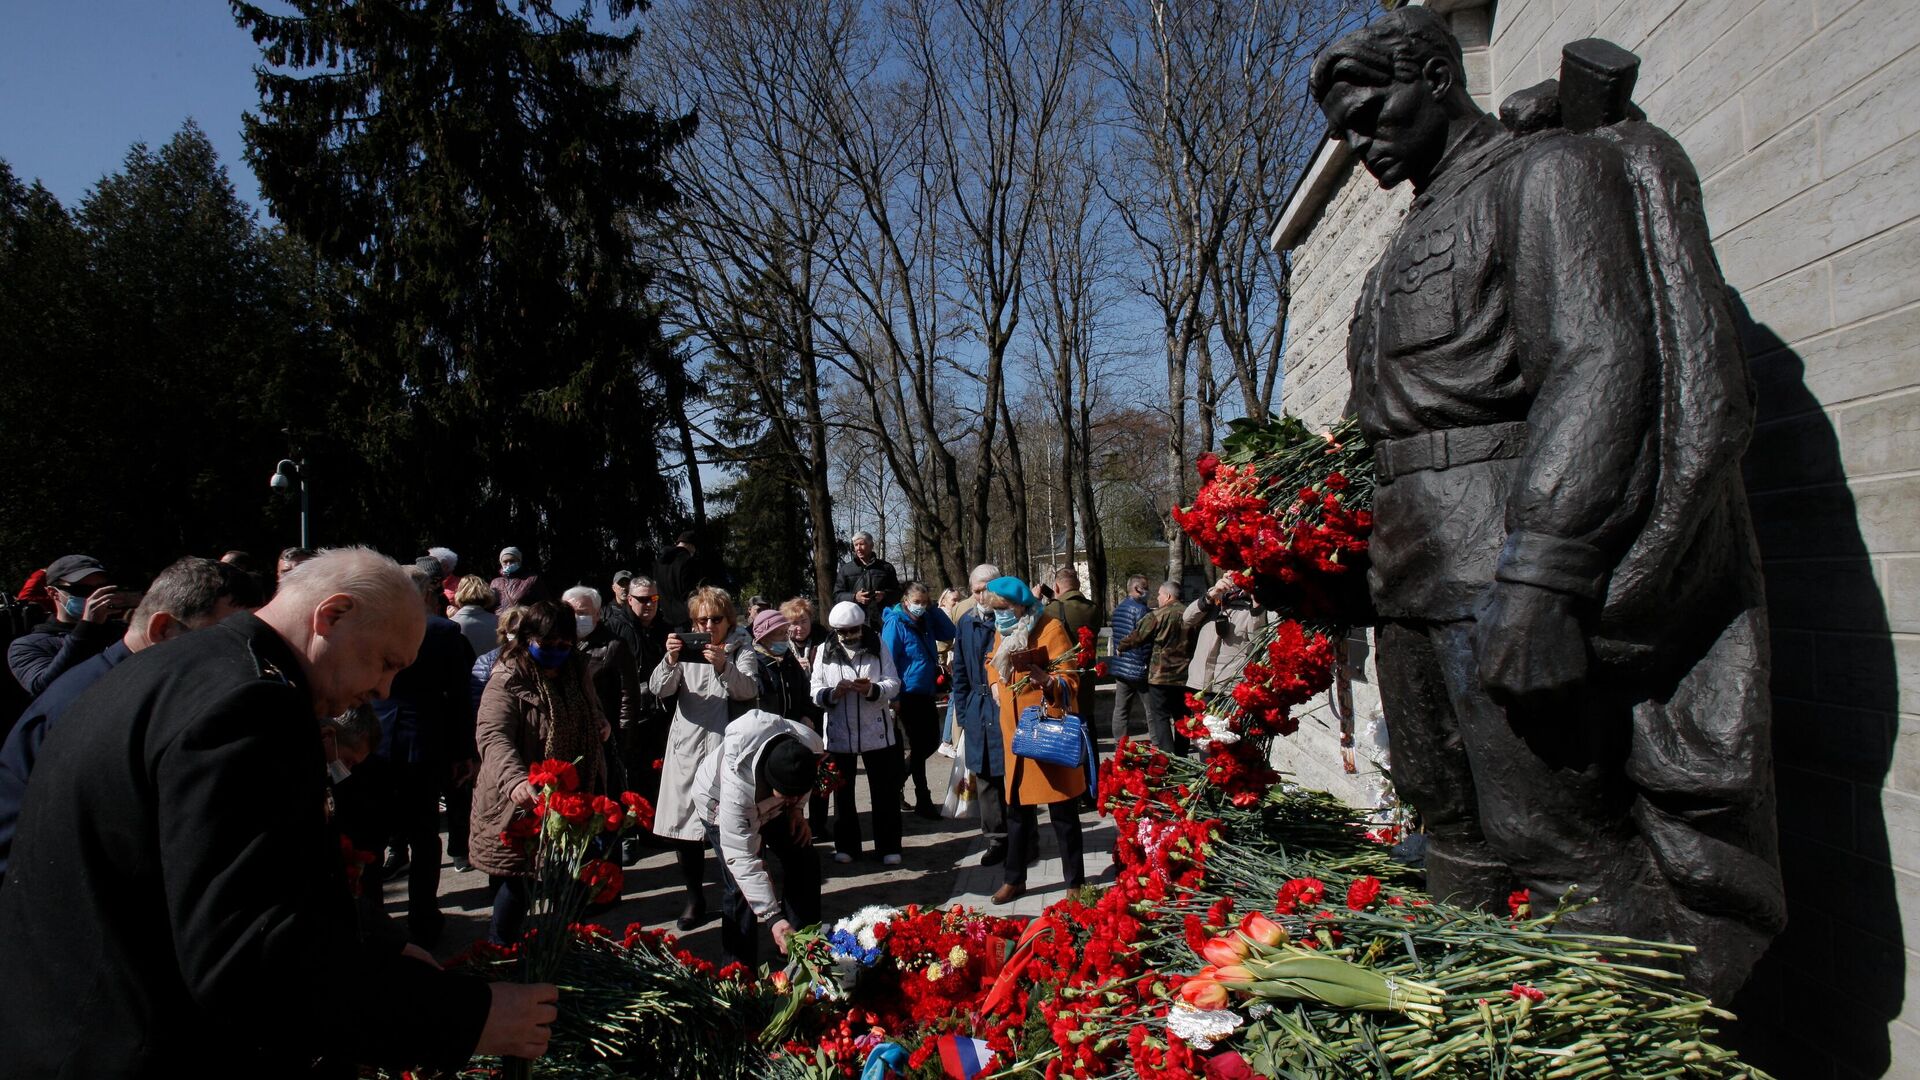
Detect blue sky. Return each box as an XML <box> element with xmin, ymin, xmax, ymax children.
<box><xmin>0</xmin><ymin>2</ymin><xmax>269</xmax><ymax>210</ymax></box>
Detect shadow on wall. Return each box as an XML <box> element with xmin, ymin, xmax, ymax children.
<box><xmin>1722</xmin><ymin>295</ymin><xmax>1903</xmax><ymax>1079</ymax></box>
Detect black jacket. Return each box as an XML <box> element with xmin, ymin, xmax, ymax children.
<box><xmin>0</xmin><ymin>613</ymin><xmax>490</xmax><ymax>1078</ymax></box>
<box><xmin>832</xmin><ymin>556</ymin><xmax>902</xmax><ymax>627</ymax></box>
<box><xmin>6</xmin><ymin>616</ymin><xmax>124</xmax><ymax>698</ymax></box>
<box><xmin>653</xmin><ymin>547</ymin><xmax>734</xmax><ymax>631</ymax></box>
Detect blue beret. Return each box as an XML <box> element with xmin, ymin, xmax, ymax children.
<box><xmin>985</xmin><ymin>576</ymin><xmax>1036</xmax><ymax>611</ymax></box>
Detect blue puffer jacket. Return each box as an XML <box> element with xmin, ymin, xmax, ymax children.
<box><xmin>881</xmin><ymin>603</ymin><xmax>956</xmax><ymax>695</ymax></box>
<box><xmin>1108</xmin><ymin>596</ymin><xmax>1152</xmax><ymax>684</ymax></box>
<box><xmin>948</xmin><ymin>606</ymin><xmax>1002</xmax><ymax>777</ymax></box>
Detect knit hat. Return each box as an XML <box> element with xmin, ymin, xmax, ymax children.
<box><xmin>762</xmin><ymin>735</ymin><xmax>819</xmax><ymax>796</ymax></box>
<box><xmin>500</xmin><ymin>546</ymin><xmax>523</xmax><ymax>561</ymax></box>
<box><xmin>828</xmin><ymin>600</ymin><xmax>867</xmax><ymax>629</ymax></box>
<box><xmin>985</xmin><ymin>575</ymin><xmax>1036</xmax><ymax>611</ymax></box>
<box><xmin>751</xmin><ymin>608</ymin><xmax>789</xmax><ymax>642</ymax></box>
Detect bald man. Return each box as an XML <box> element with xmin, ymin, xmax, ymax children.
<box><xmin>0</xmin><ymin>548</ymin><xmax>558</xmax><ymax>1078</ymax></box>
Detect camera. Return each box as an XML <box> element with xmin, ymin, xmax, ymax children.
<box><xmin>678</xmin><ymin>632</ymin><xmax>712</xmax><ymax>650</ymax></box>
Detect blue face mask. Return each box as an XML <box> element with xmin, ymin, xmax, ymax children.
<box><xmin>527</xmin><ymin>643</ymin><xmax>571</xmax><ymax>669</ymax></box>
<box><xmin>993</xmin><ymin>609</ymin><xmax>1020</xmax><ymax>632</ymax></box>
<box><xmin>501</xmin><ymin>561</ymin><xmax>521</xmax><ymax>576</ymax></box>
<box><xmin>766</xmin><ymin>640</ymin><xmax>791</xmax><ymax>655</ymax></box>
<box><xmin>906</xmin><ymin>603</ymin><xmax>927</xmax><ymax>618</ymax></box>
<box><xmin>61</xmin><ymin>593</ymin><xmax>86</xmax><ymax>619</ymax></box>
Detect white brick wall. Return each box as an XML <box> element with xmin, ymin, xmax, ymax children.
<box><xmin>1277</xmin><ymin>1</ymin><xmax>1920</xmax><ymax>1074</ymax></box>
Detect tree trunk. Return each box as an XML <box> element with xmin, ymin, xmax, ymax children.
<box><xmin>998</xmin><ymin>392</ymin><xmax>1032</xmax><ymax>582</ymax></box>
<box><xmin>1165</xmin><ymin>337</ymin><xmax>1187</xmax><ymax>585</ymax></box>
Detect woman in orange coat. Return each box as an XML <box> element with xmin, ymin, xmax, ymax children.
<box><xmin>981</xmin><ymin>576</ymin><xmax>1086</xmax><ymax>904</ymax></box>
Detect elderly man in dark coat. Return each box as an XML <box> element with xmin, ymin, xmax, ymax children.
<box><xmin>949</xmin><ymin>564</ymin><xmax>1009</xmax><ymax>865</ymax></box>
<box><xmin>0</xmin><ymin>547</ymin><xmax>558</xmax><ymax>1077</ymax></box>
<box><xmin>1313</xmin><ymin>9</ymin><xmax>1781</xmax><ymax>1001</ymax></box>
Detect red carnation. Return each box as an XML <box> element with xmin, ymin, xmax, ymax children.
<box><xmin>592</xmin><ymin>794</ymin><xmax>625</xmax><ymax>832</ymax></box>
<box><xmin>620</xmin><ymin>790</ymin><xmax>656</xmax><ymax>830</ymax></box>
<box><xmin>1510</xmin><ymin>983</ymin><xmax>1546</xmax><ymax>1003</ymax></box>
<box><xmin>1508</xmin><ymin>889</ymin><xmax>1531</xmax><ymax>918</ymax></box>
<box><xmin>1195</xmin><ymin>452</ymin><xmax>1221</xmax><ymax>480</ymax></box>
<box><xmin>578</xmin><ymin>858</ymin><xmax>623</xmax><ymax>904</ymax></box>
<box><xmin>527</xmin><ymin>758</ymin><xmax>579</xmax><ymax>793</ymax></box>
<box><xmin>549</xmin><ymin>790</ymin><xmax>594</xmax><ymax>827</ymax></box>
<box><xmin>1345</xmin><ymin>875</ymin><xmax>1382</xmax><ymax>911</ymax></box>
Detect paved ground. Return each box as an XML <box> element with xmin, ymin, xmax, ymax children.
<box><xmin>378</xmin><ymin>693</ymin><xmax>1123</xmax><ymax>963</ymax></box>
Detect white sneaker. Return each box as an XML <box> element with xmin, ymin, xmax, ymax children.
<box><xmin>935</xmin><ymin>742</ymin><xmax>958</xmax><ymax>759</ymax></box>
<box><xmin>833</xmin><ymin>852</ymin><xmax>854</xmax><ymax>864</ymax></box>
<box><xmin>881</xmin><ymin>853</ymin><xmax>902</xmax><ymax>867</ymax></box>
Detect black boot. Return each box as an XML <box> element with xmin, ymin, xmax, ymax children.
<box><xmin>674</xmin><ymin>845</ymin><xmax>706</xmax><ymax>930</ymax></box>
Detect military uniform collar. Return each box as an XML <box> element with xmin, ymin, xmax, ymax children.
<box><xmin>1411</xmin><ymin>114</ymin><xmax>1510</xmax><ymax>209</ymax></box>
<box><xmin>227</xmin><ymin>611</ymin><xmax>311</xmax><ymax>697</ymax></box>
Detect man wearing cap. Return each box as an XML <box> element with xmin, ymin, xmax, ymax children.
<box><xmin>0</xmin><ymin>557</ymin><xmax>259</xmax><ymax>879</ymax></box>
<box><xmin>489</xmin><ymin>546</ymin><xmax>549</xmax><ymax>610</ymax></box>
<box><xmin>7</xmin><ymin>554</ymin><xmax>133</xmax><ymax>698</ymax></box>
<box><xmin>700</xmin><ymin>707</ymin><xmax>825</xmax><ymax>967</ymax></box>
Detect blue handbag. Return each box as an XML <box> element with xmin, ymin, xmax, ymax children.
<box><xmin>1013</xmin><ymin>704</ymin><xmax>1088</xmax><ymax>768</ymax></box>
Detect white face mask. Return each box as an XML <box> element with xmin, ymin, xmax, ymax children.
<box><xmin>575</xmin><ymin>614</ymin><xmax>596</xmax><ymax>638</ymax></box>
<box><xmin>326</xmin><ymin>758</ymin><xmax>352</xmax><ymax>784</ymax></box>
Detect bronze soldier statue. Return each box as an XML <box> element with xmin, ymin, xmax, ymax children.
<box><xmin>1313</xmin><ymin>8</ymin><xmax>1783</xmax><ymax>1002</ymax></box>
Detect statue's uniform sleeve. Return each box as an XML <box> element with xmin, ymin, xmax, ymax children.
<box><xmin>1499</xmin><ymin>139</ymin><xmax>1657</xmax><ymax>600</ymax></box>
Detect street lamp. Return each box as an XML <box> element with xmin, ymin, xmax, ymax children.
<box><xmin>271</xmin><ymin>458</ymin><xmax>310</xmax><ymax>549</ymax></box>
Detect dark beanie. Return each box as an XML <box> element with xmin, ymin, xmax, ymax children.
<box><xmin>762</xmin><ymin>736</ymin><xmax>818</xmax><ymax>796</ymax></box>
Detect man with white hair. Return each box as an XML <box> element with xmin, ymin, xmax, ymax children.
<box><xmin>949</xmin><ymin>564</ymin><xmax>1011</xmax><ymax>864</ymax></box>
<box><xmin>0</xmin><ymin>547</ymin><xmax>558</xmax><ymax>1077</ymax></box>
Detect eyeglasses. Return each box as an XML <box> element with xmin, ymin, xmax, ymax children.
<box><xmin>631</xmin><ymin>595</ymin><xmax>658</xmax><ymax>605</ymax></box>
<box><xmin>691</xmin><ymin>615</ymin><xmax>724</xmax><ymax>626</ymax></box>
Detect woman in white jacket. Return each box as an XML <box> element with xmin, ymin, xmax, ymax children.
<box><xmin>649</xmin><ymin>586</ymin><xmax>758</xmax><ymax>929</ymax></box>
<box><xmin>700</xmin><ymin>709</ymin><xmax>825</xmax><ymax>967</ymax></box>
<box><xmin>810</xmin><ymin>601</ymin><xmax>903</xmax><ymax>864</ymax></box>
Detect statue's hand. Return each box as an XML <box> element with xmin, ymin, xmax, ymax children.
<box><xmin>1472</xmin><ymin>580</ymin><xmax>1588</xmax><ymax>705</ymax></box>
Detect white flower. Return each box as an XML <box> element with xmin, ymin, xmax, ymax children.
<box><xmin>925</xmin><ymin>962</ymin><xmax>945</xmax><ymax>981</ymax></box>
<box><xmin>1166</xmin><ymin>1002</ymin><xmax>1244</xmax><ymax>1051</ymax></box>
<box><xmin>1201</xmin><ymin>714</ymin><xmax>1240</xmax><ymax>746</ymax></box>
<box><xmin>948</xmin><ymin>945</ymin><xmax>968</xmax><ymax>968</ymax></box>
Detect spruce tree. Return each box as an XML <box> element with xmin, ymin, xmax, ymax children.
<box><xmin>232</xmin><ymin>0</ymin><xmax>696</xmax><ymax>577</ymax></box>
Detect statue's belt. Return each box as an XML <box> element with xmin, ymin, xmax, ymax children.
<box><xmin>1375</xmin><ymin>422</ymin><xmax>1530</xmax><ymax>481</ymax></box>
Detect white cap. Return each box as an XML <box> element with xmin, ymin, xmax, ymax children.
<box><xmin>828</xmin><ymin>601</ymin><xmax>867</xmax><ymax>629</ymax></box>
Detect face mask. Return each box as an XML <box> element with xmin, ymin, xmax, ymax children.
<box><xmin>907</xmin><ymin>603</ymin><xmax>927</xmax><ymax>618</ymax></box>
<box><xmin>61</xmin><ymin>592</ymin><xmax>85</xmax><ymax>619</ymax></box>
<box><xmin>326</xmin><ymin>758</ymin><xmax>352</xmax><ymax>784</ymax></box>
<box><xmin>527</xmin><ymin>643</ymin><xmax>571</xmax><ymax>669</ymax></box>
<box><xmin>766</xmin><ymin>640</ymin><xmax>791</xmax><ymax>655</ymax></box>
<box><xmin>575</xmin><ymin>614</ymin><xmax>596</xmax><ymax>638</ymax></box>
<box><xmin>837</xmin><ymin>633</ymin><xmax>863</xmax><ymax>651</ymax></box>
<box><xmin>501</xmin><ymin>561</ymin><xmax>521</xmax><ymax>576</ymax></box>
<box><xmin>994</xmin><ymin>609</ymin><xmax>1020</xmax><ymax>632</ymax></box>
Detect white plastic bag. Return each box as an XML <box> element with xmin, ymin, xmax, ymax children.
<box><xmin>941</xmin><ymin>729</ymin><xmax>975</xmax><ymax>819</ymax></box>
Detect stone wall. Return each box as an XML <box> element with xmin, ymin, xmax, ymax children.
<box><xmin>1275</xmin><ymin>1</ymin><xmax>1920</xmax><ymax>1074</ymax></box>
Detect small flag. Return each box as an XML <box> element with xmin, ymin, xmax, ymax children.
<box><xmin>937</xmin><ymin>1034</ymin><xmax>996</xmax><ymax>1080</ymax></box>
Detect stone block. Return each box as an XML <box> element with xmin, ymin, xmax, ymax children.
<box><xmin>1736</xmin><ymin>259</ymin><xmax>1831</xmax><ymax>351</ymax></box>
<box><xmin>1597</xmin><ymin>0</ymin><xmax>1686</xmax><ymax>54</ymax></box>
<box><xmin>1749</xmin><ymin>301</ymin><xmax>1920</xmax><ymax>413</ymax></box>
<box><xmin>1839</xmin><ymin>389</ymin><xmax>1920</xmax><ymax>479</ymax></box>
<box><xmin>1877</xmin><ymin>787</ymin><xmax>1920</xmax><ymax>873</ymax></box>
<box><xmin>1778</xmin><ymin>763</ymin><xmax>1859</xmax><ymax>847</ymax></box>
<box><xmin>1891</xmin><ymin>710</ymin><xmax>1920</xmax><ymax>795</ymax></box>
<box><xmin>1884</xmin><ymin>556</ymin><xmax>1920</xmax><ymax>636</ymax></box>
<box><xmin>1632</xmin><ymin>0</ymin><xmax>1764</xmax><ymax>113</ymax></box>
<box><xmin>1490</xmin><ymin>0</ymin><xmax>1554</xmax><ymax>100</ymax></box>
<box><xmin>1771</xmin><ymin>628</ymin><xmax>1820</xmax><ymax>698</ymax></box>
<box><xmin>1704</xmin><ymin>116</ymin><xmax>1820</xmax><ymax>237</ymax></box>
<box><xmin>1763</xmin><ymin>557</ymin><xmax>1890</xmax><ymax>633</ymax></box>
<box><xmin>1822</xmin><ymin>39</ymin><xmax>1920</xmax><ymax>181</ymax></box>
<box><xmin>1854</xmin><ymin>473</ymin><xmax>1920</xmax><ymax>557</ymax></box>
<box><xmin>1774</xmin><ymin>698</ymin><xmax>1894</xmax><ymax>786</ymax></box>
<box><xmin>1902</xmin><ymin>635</ymin><xmax>1920</xmax><ymax>716</ymax></box>
<box><xmin>1832</xmin><ymin>219</ymin><xmax>1920</xmax><ymax>326</ymax></box>
<box><xmin>1813</xmin><ymin>625</ymin><xmax>1911</xmax><ymax>712</ymax></box>
<box><xmin>1679</xmin><ymin>92</ymin><xmax>1747</xmax><ymax>182</ymax></box>
<box><xmin>1887</xmin><ymin>1021</ymin><xmax>1920</xmax><ymax>1080</ymax></box>
<box><xmin>1743</xmin><ymin>0</ymin><xmax>1920</xmax><ymax>151</ymax></box>
<box><xmin>1716</xmin><ymin>131</ymin><xmax>1920</xmax><ymax>289</ymax></box>
<box><xmin>1641</xmin><ymin>0</ymin><xmax>1811</xmax><ymax>134</ymax></box>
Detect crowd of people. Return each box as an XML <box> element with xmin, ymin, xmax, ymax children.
<box><xmin>0</xmin><ymin>532</ymin><xmax>1247</xmax><ymax>1075</ymax></box>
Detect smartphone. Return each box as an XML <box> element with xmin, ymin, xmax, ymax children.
<box><xmin>678</xmin><ymin>631</ymin><xmax>712</xmax><ymax>650</ymax></box>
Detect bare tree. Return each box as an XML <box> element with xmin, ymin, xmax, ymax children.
<box><xmin>1099</xmin><ymin>0</ymin><xmax>1361</xmax><ymax>581</ymax></box>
